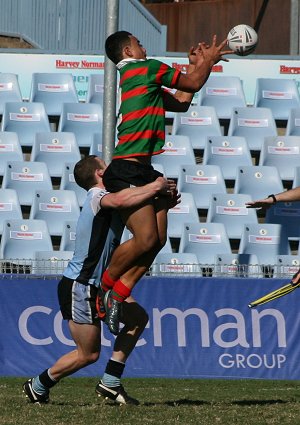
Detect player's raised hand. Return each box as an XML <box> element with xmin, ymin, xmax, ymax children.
<box><xmin>199</xmin><ymin>34</ymin><xmax>233</xmax><ymax>64</ymax></box>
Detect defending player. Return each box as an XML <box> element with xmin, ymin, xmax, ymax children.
<box><xmin>22</xmin><ymin>155</ymin><xmax>176</xmax><ymax>405</ymax></box>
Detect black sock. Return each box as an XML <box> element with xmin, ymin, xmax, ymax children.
<box><xmin>39</xmin><ymin>369</ymin><xmax>57</xmax><ymax>389</ymax></box>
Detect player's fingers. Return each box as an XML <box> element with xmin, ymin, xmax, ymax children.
<box><xmin>292</xmin><ymin>268</ymin><xmax>300</xmax><ymax>284</ymax></box>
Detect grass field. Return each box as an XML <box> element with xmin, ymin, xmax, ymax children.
<box><xmin>1</xmin><ymin>377</ymin><xmax>300</xmax><ymax>425</ymax></box>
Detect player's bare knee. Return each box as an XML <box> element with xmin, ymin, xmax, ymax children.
<box><xmin>79</xmin><ymin>351</ymin><xmax>100</xmax><ymax>366</ymax></box>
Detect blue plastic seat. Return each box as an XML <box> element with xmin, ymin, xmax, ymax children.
<box><xmin>254</xmin><ymin>78</ymin><xmax>300</xmax><ymax>121</ymax></box>
<box><xmin>167</xmin><ymin>192</ymin><xmax>199</xmax><ymax>238</ymax></box>
<box><xmin>1</xmin><ymin>102</ymin><xmax>51</xmax><ymax>148</ymax></box>
<box><xmin>228</xmin><ymin>107</ymin><xmax>277</xmax><ymax>151</ymax></box>
<box><xmin>59</xmin><ymin>220</ymin><xmax>77</xmax><ymax>251</ymax></box>
<box><xmin>86</xmin><ymin>74</ymin><xmax>104</xmax><ymax>104</ymax></box>
<box><xmin>202</xmin><ymin>135</ymin><xmax>252</xmax><ymax>180</ymax></box>
<box><xmin>59</xmin><ymin>162</ymin><xmax>86</xmax><ymax>207</ymax></box>
<box><xmin>286</xmin><ymin>108</ymin><xmax>300</xmax><ymax>136</ymax></box>
<box><xmin>177</xmin><ymin>164</ymin><xmax>226</xmax><ymax>209</ymax></box>
<box><xmin>30</xmin><ymin>132</ymin><xmax>81</xmax><ymax>178</ymax></box>
<box><xmin>234</xmin><ymin>165</ymin><xmax>284</xmax><ymax>200</ymax></box>
<box><xmin>0</xmin><ymin>189</ymin><xmax>23</xmax><ymax>235</ymax></box>
<box><xmin>29</xmin><ymin>73</ymin><xmax>78</xmax><ymax>116</ymax></box>
<box><xmin>0</xmin><ymin>73</ymin><xmax>22</xmax><ymax>114</ymax></box>
<box><xmin>172</xmin><ymin>105</ymin><xmax>222</xmax><ymax>150</ymax></box>
<box><xmin>0</xmin><ymin>219</ymin><xmax>53</xmax><ymax>261</ymax></box>
<box><xmin>198</xmin><ymin>76</ymin><xmax>246</xmax><ymax>119</ymax></box>
<box><xmin>259</xmin><ymin>135</ymin><xmax>300</xmax><ymax>181</ymax></box>
<box><xmin>178</xmin><ymin>222</ymin><xmax>231</xmax><ymax>265</ymax></box>
<box><xmin>214</xmin><ymin>253</ymin><xmax>262</xmax><ymax>278</ymax></box>
<box><xmin>0</xmin><ymin>132</ymin><xmax>23</xmax><ymax>176</ymax></box>
<box><xmin>2</xmin><ymin>161</ymin><xmax>52</xmax><ymax>206</ymax></box>
<box><xmin>89</xmin><ymin>132</ymin><xmax>103</xmax><ymax>156</ymax></box>
<box><xmin>151</xmin><ymin>252</ymin><xmax>200</xmax><ymax>275</ymax></box>
<box><xmin>33</xmin><ymin>250</ymin><xmax>73</xmax><ymax>275</ymax></box>
<box><xmin>58</xmin><ymin>102</ymin><xmax>103</xmax><ymax>148</ymax></box>
<box><xmin>29</xmin><ymin>189</ymin><xmax>80</xmax><ymax>236</ymax></box>
<box><xmin>238</xmin><ymin>223</ymin><xmax>291</xmax><ymax>265</ymax></box>
<box><xmin>273</xmin><ymin>254</ymin><xmax>300</xmax><ymax>278</ymax></box>
<box><xmin>152</xmin><ymin>135</ymin><xmax>196</xmax><ymax>178</ymax></box>
<box><xmin>206</xmin><ymin>193</ymin><xmax>258</xmax><ymax>239</ymax></box>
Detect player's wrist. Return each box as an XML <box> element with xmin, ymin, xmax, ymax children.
<box><xmin>267</xmin><ymin>194</ymin><xmax>277</xmax><ymax>203</ymax></box>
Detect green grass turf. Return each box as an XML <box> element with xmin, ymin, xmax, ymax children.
<box><xmin>1</xmin><ymin>377</ymin><xmax>300</xmax><ymax>425</ymax></box>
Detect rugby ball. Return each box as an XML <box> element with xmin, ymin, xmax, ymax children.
<box><xmin>227</xmin><ymin>24</ymin><xmax>258</xmax><ymax>56</ymax></box>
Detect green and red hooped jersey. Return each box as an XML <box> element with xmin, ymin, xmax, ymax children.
<box><xmin>113</xmin><ymin>59</ymin><xmax>181</xmax><ymax>159</ymax></box>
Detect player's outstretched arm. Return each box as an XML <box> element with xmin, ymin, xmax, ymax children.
<box><xmin>246</xmin><ymin>186</ymin><xmax>300</xmax><ymax>208</ymax></box>
<box><xmin>100</xmin><ymin>177</ymin><xmax>175</xmax><ymax>210</ymax></box>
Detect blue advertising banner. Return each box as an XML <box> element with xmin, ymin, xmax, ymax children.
<box><xmin>1</xmin><ymin>276</ymin><xmax>300</xmax><ymax>379</ymax></box>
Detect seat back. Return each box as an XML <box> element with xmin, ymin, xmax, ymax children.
<box><xmin>228</xmin><ymin>107</ymin><xmax>277</xmax><ymax>151</ymax></box>
<box><xmin>0</xmin><ymin>219</ymin><xmax>53</xmax><ymax>261</ymax></box>
<box><xmin>206</xmin><ymin>193</ymin><xmax>258</xmax><ymax>239</ymax></box>
<box><xmin>30</xmin><ymin>132</ymin><xmax>81</xmax><ymax>178</ymax></box>
<box><xmin>151</xmin><ymin>252</ymin><xmax>200</xmax><ymax>275</ymax></box>
<box><xmin>198</xmin><ymin>76</ymin><xmax>246</xmax><ymax>119</ymax></box>
<box><xmin>167</xmin><ymin>192</ymin><xmax>199</xmax><ymax>238</ymax></box>
<box><xmin>60</xmin><ymin>162</ymin><xmax>87</xmax><ymax>207</ymax></box>
<box><xmin>234</xmin><ymin>165</ymin><xmax>284</xmax><ymax>200</ymax></box>
<box><xmin>274</xmin><ymin>254</ymin><xmax>300</xmax><ymax>278</ymax></box>
<box><xmin>2</xmin><ymin>161</ymin><xmax>52</xmax><ymax>206</ymax></box>
<box><xmin>29</xmin><ymin>73</ymin><xmax>78</xmax><ymax>116</ymax></box>
<box><xmin>152</xmin><ymin>135</ymin><xmax>196</xmax><ymax>178</ymax></box>
<box><xmin>0</xmin><ymin>132</ymin><xmax>23</xmax><ymax>176</ymax></box>
<box><xmin>89</xmin><ymin>132</ymin><xmax>103</xmax><ymax>156</ymax></box>
<box><xmin>259</xmin><ymin>135</ymin><xmax>300</xmax><ymax>181</ymax></box>
<box><xmin>86</xmin><ymin>74</ymin><xmax>104</xmax><ymax>104</ymax></box>
<box><xmin>286</xmin><ymin>108</ymin><xmax>300</xmax><ymax>136</ymax></box>
<box><xmin>254</xmin><ymin>78</ymin><xmax>300</xmax><ymax>120</ymax></box>
<box><xmin>59</xmin><ymin>220</ymin><xmax>77</xmax><ymax>251</ymax></box>
<box><xmin>58</xmin><ymin>102</ymin><xmax>103</xmax><ymax>148</ymax></box>
<box><xmin>214</xmin><ymin>253</ymin><xmax>262</xmax><ymax>278</ymax></box>
<box><xmin>0</xmin><ymin>73</ymin><xmax>22</xmax><ymax>114</ymax></box>
<box><xmin>178</xmin><ymin>222</ymin><xmax>231</xmax><ymax>265</ymax></box>
<box><xmin>177</xmin><ymin>164</ymin><xmax>226</xmax><ymax>209</ymax></box>
<box><xmin>1</xmin><ymin>102</ymin><xmax>51</xmax><ymax>147</ymax></box>
<box><xmin>238</xmin><ymin>223</ymin><xmax>291</xmax><ymax>265</ymax></box>
<box><xmin>172</xmin><ymin>105</ymin><xmax>222</xmax><ymax>149</ymax></box>
<box><xmin>202</xmin><ymin>135</ymin><xmax>252</xmax><ymax>180</ymax></box>
<box><xmin>29</xmin><ymin>189</ymin><xmax>80</xmax><ymax>236</ymax></box>
<box><xmin>0</xmin><ymin>189</ymin><xmax>23</xmax><ymax>234</ymax></box>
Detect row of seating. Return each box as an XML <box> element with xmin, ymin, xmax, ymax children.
<box><xmin>0</xmin><ymin>218</ymin><xmax>298</xmax><ymax>273</ymax></box>
<box><xmin>0</xmin><ymin>73</ymin><xmax>104</xmax><ymax>115</ymax></box>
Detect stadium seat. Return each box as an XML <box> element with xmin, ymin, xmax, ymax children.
<box><xmin>1</xmin><ymin>102</ymin><xmax>51</xmax><ymax>148</ymax></box>
<box><xmin>33</xmin><ymin>250</ymin><xmax>73</xmax><ymax>275</ymax></box>
<box><xmin>198</xmin><ymin>76</ymin><xmax>246</xmax><ymax>119</ymax></box>
<box><xmin>178</xmin><ymin>222</ymin><xmax>231</xmax><ymax>266</ymax></box>
<box><xmin>254</xmin><ymin>78</ymin><xmax>300</xmax><ymax>121</ymax></box>
<box><xmin>29</xmin><ymin>189</ymin><xmax>80</xmax><ymax>236</ymax></box>
<box><xmin>177</xmin><ymin>164</ymin><xmax>226</xmax><ymax>209</ymax></box>
<box><xmin>214</xmin><ymin>253</ymin><xmax>262</xmax><ymax>278</ymax></box>
<box><xmin>86</xmin><ymin>73</ymin><xmax>104</xmax><ymax>104</ymax></box>
<box><xmin>0</xmin><ymin>219</ymin><xmax>53</xmax><ymax>261</ymax></box>
<box><xmin>59</xmin><ymin>220</ymin><xmax>77</xmax><ymax>252</ymax></box>
<box><xmin>227</xmin><ymin>107</ymin><xmax>277</xmax><ymax>151</ymax></box>
<box><xmin>292</xmin><ymin>166</ymin><xmax>300</xmax><ymax>188</ymax></box>
<box><xmin>152</xmin><ymin>135</ymin><xmax>196</xmax><ymax>178</ymax></box>
<box><xmin>265</xmin><ymin>201</ymin><xmax>300</xmax><ymax>240</ymax></box>
<box><xmin>0</xmin><ymin>132</ymin><xmax>23</xmax><ymax>176</ymax></box>
<box><xmin>172</xmin><ymin>105</ymin><xmax>222</xmax><ymax>150</ymax></box>
<box><xmin>0</xmin><ymin>73</ymin><xmax>22</xmax><ymax>115</ymax></box>
<box><xmin>202</xmin><ymin>135</ymin><xmax>252</xmax><ymax>180</ymax></box>
<box><xmin>29</xmin><ymin>72</ymin><xmax>78</xmax><ymax>116</ymax></box>
<box><xmin>30</xmin><ymin>132</ymin><xmax>81</xmax><ymax>178</ymax></box>
<box><xmin>58</xmin><ymin>102</ymin><xmax>103</xmax><ymax>148</ymax></box>
<box><xmin>286</xmin><ymin>108</ymin><xmax>300</xmax><ymax>136</ymax></box>
<box><xmin>60</xmin><ymin>162</ymin><xmax>87</xmax><ymax>207</ymax></box>
<box><xmin>206</xmin><ymin>193</ymin><xmax>258</xmax><ymax>239</ymax></box>
<box><xmin>89</xmin><ymin>132</ymin><xmax>103</xmax><ymax>156</ymax></box>
<box><xmin>259</xmin><ymin>135</ymin><xmax>300</xmax><ymax>181</ymax></box>
<box><xmin>151</xmin><ymin>252</ymin><xmax>200</xmax><ymax>275</ymax></box>
<box><xmin>273</xmin><ymin>254</ymin><xmax>300</xmax><ymax>278</ymax></box>
<box><xmin>238</xmin><ymin>223</ymin><xmax>291</xmax><ymax>266</ymax></box>
<box><xmin>0</xmin><ymin>189</ymin><xmax>22</xmax><ymax>235</ymax></box>
<box><xmin>234</xmin><ymin>165</ymin><xmax>284</xmax><ymax>200</ymax></box>
<box><xmin>167</xmin><ymin>192</ymin><xmax>199</xmax><ymax>238</ymax></box>
<box><xmin>2</xmin><ymin>161</ymin><xmax>52</xmax><ymax>206</ymax></box>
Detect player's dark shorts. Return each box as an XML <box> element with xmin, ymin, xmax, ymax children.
<box><xmin>102</xmin><ymin>158</ymin><xmax>163</xmax><ymax>192</ymax></box>
<box><xmin>57</xmin><ymin>276</ymin><xmax>99</xmax><ymax>324</ymax></box>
